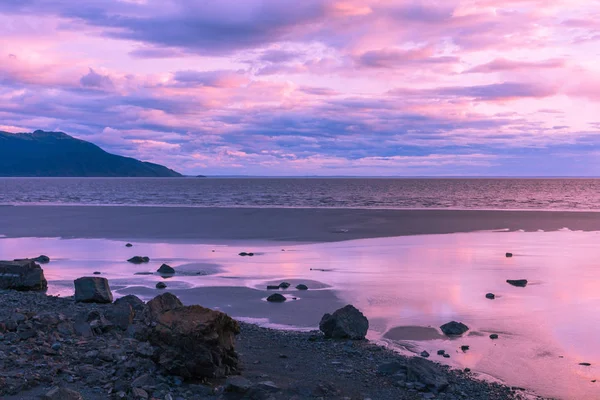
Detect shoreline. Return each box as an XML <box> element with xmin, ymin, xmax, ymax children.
<box><xmin>0</xmin><ymin>289</ymin><xmax>534</xmax><ymax>400</ymax></box>
<box><xmin>3</xmin><ymin>205</ymin><xmax>600</xmax><ymax>242</ymax></box>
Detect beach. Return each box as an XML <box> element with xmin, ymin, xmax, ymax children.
<box><xmin>1</xmin><ymin>206</ymin><xmax>600</xmax><ymax>399</ymax></box>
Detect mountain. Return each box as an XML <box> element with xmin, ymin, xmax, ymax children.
<box><xmin>0</xmin><ymin>130</ymin><xmax>182</xmax><ymax>177</ymax></box>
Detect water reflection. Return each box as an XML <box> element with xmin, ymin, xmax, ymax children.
<box><xmin>0</xmin><ymin>231</ymin><xmax>599</xmax><ymax>399</ymax></box>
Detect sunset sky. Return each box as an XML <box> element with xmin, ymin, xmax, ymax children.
<box><xmin>1</xmin><ymin>0</ymin><xmax>600</xmax><ymax>176</ymax></box>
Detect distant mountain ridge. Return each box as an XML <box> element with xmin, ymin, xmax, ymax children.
<box><xmin>0</xmin><ymin>130</ymin><xmax>182</xmax><ymax>177</ymax></box>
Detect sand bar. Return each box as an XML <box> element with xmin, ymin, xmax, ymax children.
<box><xmin>2</xmin><ymin>205</ymin><xmax>600</xmax><ymax>241</ymax></box>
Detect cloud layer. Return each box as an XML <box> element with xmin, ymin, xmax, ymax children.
<box><xmin>1</xmin><ymin>0</ymin><xmax>599</xmax><ymax>175</ymax></box>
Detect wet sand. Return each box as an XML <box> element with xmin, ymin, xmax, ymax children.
<box><xmin>3</xmin><ymin>205</ymin><xmax>600</xmax><ymax>241</ymax></box>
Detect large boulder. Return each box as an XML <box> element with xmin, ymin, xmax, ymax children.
<box><xmin>147</xmin><ymin>295</ymin><xmax>240</xmax><ymax>379</ymax></box>
<box><xmin>74</xmin><ymin>277</ymin><xmax>113</xmax><ymax>303</ymax></box>
<box><xmin>319</xmin><ymin>305</ymin><xmax>369</xmax><ymax>340</ymax></box>
<box><xmin>147</xmin><ymin>292</ymin><xmax>183</xmax><ymax>319</ymax></box>
<box><xmin>440</xmin><ymin>321</ymin><xmax>469</xmax><ymax>336</ymax></box>
<box><xmin>157</xmin><ymin>264</ymin><xmax>175</xmax><ymax>275</ymax></box>
<box><xmin>0</xmin><ymin>259</ymin><xmax>47</xmax><ymax>291</ymax></box>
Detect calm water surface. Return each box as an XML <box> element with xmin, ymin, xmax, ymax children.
<box><xmin>2</xmin><ymin>177</ymin><xmax>600</xmax><ymax>210</ymax></box>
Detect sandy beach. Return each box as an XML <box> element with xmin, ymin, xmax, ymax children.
<box><xmin>2</xmin><ymin>205</ymin><xmax>600</xmax><ymax>241</ymax></box>
<box><xmin>1</xmin><ymin>207</ymin><xmax>600</xmax><ymax>399</ymax></box>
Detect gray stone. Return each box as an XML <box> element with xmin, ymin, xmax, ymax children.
<box><xmin>296</xmin><ymin>284</ymin><xmax>309</xmax><ymax>290</ymax></box>
<box><xmin>506</xmin><ymin>279</ymin><xmax>528</xmax><ymax>287</ymax></box>
<box><xmin>114</xmin><ymin>294</ymin><xmax>145</xmax><ymax>312</ymax></box>
<box><xmin>147</xmin><ymin>292</ymin><xmax>183</xmax><ymax>318</ymax></box>
<box><xmin>266</xmin><ymin>293</ymin><xmax>286</xmax><ymax>302</ymax></box>
<box><xmin>0</xmin><ymin>259</ymin><xmax>47</xmax><ymax>291</ymax></box>
<box><xmin>319</xmin><ymin>305</ymin><xmax>369</xmax><ymax>340</ymax></box>
<box><xmin>420</xmin><ymin>351</ymin><xmax>430</xmax><ymax>358</ymax></box>
<box><xmin>440</xmin><ymin>321</ymin><xmax>469</xmax><ymax>336</ymax></box>
<box><xmin>74</xmin><ymin>277</ymin><xmax>113</xmax><ymax>303</ymax></box>
<box><xmin>158</xmin><ymin>264</ymin><xmax>175</xmax><ymax>275</ymax></box>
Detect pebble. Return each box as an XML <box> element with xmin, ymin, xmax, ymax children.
<box><xmin>490</xmin><ymin>334</ymin><xmax>499</xmax><ymax>340</ymax></box>
<box><xmin>485</xmin><ymin>293</ymin><xmax>495</xmax><ymax>300</ymax></box>
<box><xmin>461</xmin><ymin>345</ymin><xmax>470</xmax><ymax>352</ymax></box>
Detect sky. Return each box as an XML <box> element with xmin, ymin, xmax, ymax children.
<box><xmin>1</xmin><ymin>0</ymin><xmax>600</xmax><ymax>176</ymax></box>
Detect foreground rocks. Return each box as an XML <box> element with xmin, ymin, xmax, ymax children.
<box><xmin>0</xmin><ymin>290</ymin><xmax>535</xmax><ymax>400</ymax></box>
<box><xmin>319</xmin><ymin>305</ymin><xmax>369</xmax><ymax>340</ymax></box>
<box><xmin>0</xmin><ymin>259</ymin><xmax>47</xmax><ymax>291</ymax></box>
<box><xmin>74</xmin><ymin>277</ymin><xmax>113</xmax><ymax>303</ymax></box>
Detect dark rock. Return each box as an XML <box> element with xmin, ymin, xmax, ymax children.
<box><xmin>134</xmin><ymin>272</ymin><xmax>154</xmax><ymax>275</ymax></box>
<box><xmin>579</xmin><ymin>362</ymin><xmax>591</xmax><ymax>366</ymax></box>
<box><xmin>278</xmin><ymin>282</ymin><xmax>290</xmax><ymax>289</ymax></box>
<box><xmin>225</xmin><ymin>376</ymin><xmax>252</xmax><ymax>393</ymax></box>
<box><xmin>440</xmin><ymin>321</ymin><xmax>469</xmax><ymax>336</ymax></box>
<box><xmin>296</xmin><ymin>284</ymin><xmax>309</xmax><ymax>290</ymax></box>
<box><xmin>377</xmin><ymin>361</ymin><xmax>406</xmax><ymax>376</ymax></box>
<box><xmin>248</xmin><ymin>252</ymin><xmax>255</xmax><ymax>256</ymax></box>
<box><xmin>33</xmin><ymin>255</ymin><xmax>50</xmax><ymax>263</ymax></box>
<box><xmin>406</xmin><ymin>357</ymin><xmax>449</xmax><ymax>393</ymax></box>
<box><xmin>239</xmin><ymin>252</ymin><xmax>248</xmax><ymax>256</ymax></box>
<box><xmin>0</xmin><ymin>259</ymin><xmax>47</xmax><ymax>291</ymax></box>
<box><xmin>505</xmin><ymin>252</ymin><xmax>513</xmax><ymax>258</ymax></box>
<box><xmin>73</xmin><ymin>319</ymin><xmax>93</xmax><ymax>337</ymax></box>
<box><xmin>126</xmin><ymin>243</ymin><xmax>133</xmax><ymax>247</ymax></box>
<box><xmin>105</xmin><ymin>303</ymin><xmax>134</xmax><ymax>330</ymax></box>
<box><xmin>490</xmin><ymin>334</ymin><xmax>499</xmax><ymax>339</ymax></box>
<box><xmin>156</xmin><ymin>282</ymin><xmax>167</xmax><ymax>289</ymax></box>
<box><xmin>266</xmin><ymin>285</ymin><xmax>280</xmax><ymax>290</ymax></box>
<box><xmin>93</xmin><ymin>271</ymin><xmax>101</xmax><ymax>275</ymax></box>
<box><xmin>158</xmin><ymin>264</ymin><xmax>175</xmax><ymax>275</ymax></box>
<box><xmin>420</xmin><ymin>351</ymin><xmax>430</xmax><ymax>358</ymax></box>
<box><xmin>443</xmin><ymin>353</ymin><xmax>450</xmax><ymax>358</ymax></box>
<box><xmin>42</xmin><ymin>387</ymin><xmax>84</xmax><ymax>400</ymax></box>
<box><xmin>147</xmin><ymin>292</ymin><xmax>183</xmax><ymax>319</ymax></box>
<box><xmin>266</xmin><ymin>293</ymin><xmax>286</xmax><ymax>302</ymax></box>
<box><xmin>128</xmin><ymin>256</ymin><xmax>150</xmax><ymax>264</ymax></box>
<box><xmin>115</xmin><ymin>294</ymin><xmax>146</xmax><ymax>312</ymax></box>
<box><xmin>131</xmin><ymin>387</ymin><xmax>148</xmax><ymax>399</ymax></box>
<box><xmin>147</xmin><ymin>299</ymin><xmax>240</xmax><ymax>379</ymax></box>
<box><xmin>74</xmin><ymin>277</ymin><xmax>113</xmax><ymax>303</ymax></box>
<box><xmin>461</xmin><ymin>345</ymin><xmax>470</xmax><ymax>352</ymax></box>
<box><xmin>506</xmin><ymin>279</ymin><xmax>528</xmax><ymax>287</ymax></box>
<box><xmin>485</xmin><ymin>293</ymin><xmax>495</xmax><ymax>299</ymax></box>
<box><xmin>319</xmin><ymin>305</ymin><xmax>369</xmax><ymax>340</ymax></box>
<box><xmin>437</xmin><ymin>350</ymin><xmax>445</xmax><ymax>355</ymax></box>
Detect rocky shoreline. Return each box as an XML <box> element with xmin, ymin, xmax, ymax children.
<box><xmin>0</xmin><ymin>287</ymin><xmax>542</xmax><ymax>400</ymax></box>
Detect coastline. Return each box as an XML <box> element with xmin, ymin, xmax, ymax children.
<box><xmin>2</xmin><ymin>205</ymin><xmax>600</xmax><ymax>242</ymax></box>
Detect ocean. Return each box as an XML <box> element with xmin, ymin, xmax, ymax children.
<box><xmin>1</xmin><ymin>177</ymin><xmax>599</xmax><ymax>210</ymax></box>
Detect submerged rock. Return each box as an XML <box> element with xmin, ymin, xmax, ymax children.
<box><xmin>505</xmin><ymin>252</ymin><xmax>513</xmax><ymax>258</ymax></box>
<box><xmin>319</xmin><ymin>305</ymin><xmax>369</xmax><ymax>340</ymax></box>
<box><xmin>420</xmin><ymin>351</ymin><xmax>430</xmax><ymax>358</ymax></box>
<box><xmin>485</xmin><ymin>293</ymin><xmax>495</xmax><ymax>299</ymax></box>
<box><xmin>506</xmin><ymin>279</ymin><xmax>528</xmax><ymax>287</ymax></box>
<box><xmin>266</xmin><ymin>285</ymin><xmax>280</xmax><ymax>290</ymax></box>
<box><xmin>126</xmin><ymin>243</ymin><xmax>133</xmax><ymax>247</ymax></box>
<box><xmin>157</xmin><ymin>264</ymin><xmax>175</xmax><ymax>275</ymax></box>
<box><xmin>278</xmin><ymin>282</ymin><xmax>291</xmax><ymax>289</ymax></box>
<box><xmin>296</xmin><ymin>284</ymin><xmax>309</xmax><ymax>290</ymax></box>
<box><xmin>267</xmin><ymin>293</ymin><xmax>286</xmax><ymax>303</ymax></box>
<box><xmin>0</xmin><ymin>259</ymin><xmax>47</xmax><ymax>291</ymax></box>
<box><xmin>490</xmin><ymin>334</ymin><xmax>499</xmax><ymax>339</ymax></box>
<box><xmin>440</xmin><ymin>321</ymin><xmax>469</xmax><ymax>336</ymax></box>
<box><xmin>156</xmin><ymin>282</ymin><xmax>167</xmax><ymax>289</ymax></box>
<box><xmin>74</xmin><ymin>277</ymin><xmax>113</xmax><ymax>303</ymax></box>
<box><xmin>128</xmin><ymin>256</ymin><xmax>150</xmax><ymax>264</ymax></box>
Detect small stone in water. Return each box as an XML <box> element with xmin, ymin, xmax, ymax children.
<box><xmin>420</xmin><ymin>351</ymin><xmax>430</xmax><ymax>358</ymax></box>
<box><xmin>461</xmin><ymin>345</ymin><xmax>470</xmax><ymax>352</ymax></box>
<box><xmin>505</xmin><ymin>252</ymin><xmax>513</xmax><ymax>257</ymax></box>
<box><xmin>437</xmin><ymin>350</ymin><xmax>445</xmax><ymax>355</ymax></box>
<box><xmin>156</xmin><ymin>282</ymin><xmax>167</xmax><ymax>289</ymax></box>
<box><xmin>443</xmin><ymin>354</ymin><xmax>450</xmax><ymax>358</ymax></box>
<box><xmin>490</xmin><ymin>334</ymin><xmax>499</xmax><ymax>339</ymax></box>
<box><xmin>486</xmin><ymin>293</ymin><xmax>495</xmax><ymax>299</ymax></box>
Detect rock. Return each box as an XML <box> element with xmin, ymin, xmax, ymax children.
<box><xmin>505</xmin><ymin>252</ymin><xmax>513</xmax><ymax>257</ymax></box>
<box><xmin>156</xmin><ymin>282</ymin><xmax>167</xmax><ymax>289</ymax></box>
<box><xmin>266</xmin><ymin>285</ymin><xmax>280</xmax><ymax>290</ymax></box>
<box><xmin>0</xmin><ymin>259</ymin><xmax>47</xmax><ymax>291</ymax></box>
<box><xmin>443</xmin><ymin>353</ymin><xmax>450</xmax><ymax>358</ymax></box>
<box><xmin>319</xmin><ymin>305</ymin><xmax>369</xmax><ymax>340</ymax></box>
<box><xmin>115</xmin><ymin>294</ymin><xmax>146</xmax><ymax>312</ymax></box>
<box><xmin>506</xmin><ymin>279</ymin><xmax>528</xmax><ymax>287</ymax></box>
<box><xmin>440</xmin><ymin>321</ymin><xmax>469</xmax><ymax>336</ymax></box>
<box><xmin>253</xmin><ymin>381</ymin><xmax>280</xmax><ymax>392</ymax></box>
<box><xmin>266</xmin><ymin>293</ymin><xmax>286</xmax><ymax>302</ymax></box>
<box><xmin>131</xmin><ymin>373</ymin><xmax>154</xmax><ymax>388</ymax></box>
<box><xmin>105</xmin><ymin>303</ymin><xmax>134</xmax><ymax>330</ymax></box>
<box><xmin>248</xmin><ymin>252</ymin><xmax>255</xmax><ymax>256</ymax></box>
<box><xmin>132</xmin><ymin>387</ymin><xmax>149</xmax><ymax>399</ymax></box>
<box><xmin>225</xmin><ymin>376</ymin><xmax>253</xmax><ymax>393</ymax></box>
<box><xmin>42</xmin><ymin>387</ymin><xmax>84</xmax><ymax>400</ymax></box>
<box><xmin>148</xmin><ymin>301</ymin><xmax>240</xmax><ymax>379</ymax></box>
<box><xmin>147</xmin><ymin>292</ymin><xmax>183</xmax><ymax>318</ymax></box>
<box><xmin>278</xmin><ymin>282</ymin><xmax>290</xmax><ymax>289</ymax></box>
<box><xmin>377</xmin><ymin>361</ymin><xmax>406</xmax><ymax>376</ymax></box>
<box><xmin>239</xmin><ymin>252</ymin><xmax>248</xmax><ymax>256</ymax></box>
<box><xmin>126</xmin><ymin>243</ymin><xmax>133</xmax><ymax>247</ymax></box>
<box><xmin>33</xmin><ymin>255</ymin><xmax>50</xmax><ymax>263</ymax></box>
<box><xmin>406</xmin><ymin>357</ymin><xmax>449</xmax><ymax>393</ymax></box>
<box><xmin>74</xmin><ymin>277</ymin><xmax>113</xmax><ymax>303</ymax></box>
<box><xmin>93</xmin><ymin>271</ymin><xmax>101</xmax><ymax>275</ymax></box>
<box><xmin>158</xmin><ymin>264</ymin><xmax>175</xmax><ymax>275</ymax></box>
<box><xmin>420</xmin><ymin>351</ymin><xmax>430</xmax><ymax>358</ymax></box>
<box><xmin>490</xmin><ymin>334</ymin><xmax>499</xmax><ymax>339</ymax></box>
<box><xmin>437</xmin><ymin>350</ymin><xmax>445</xmax><ymax>355</ymax></box>
<box><xmin>461</xmin><ymin>345</ymin><xmax>470</xmax><ymax>352</ymax></box>
<box><xmin>579</xmin><ymin>362</ymin><xmax>591</xmax><ymax>366</ymax></box>
<box><xmin>485</xmin><ymin>293</ymin><xmax>495</xmax><ymax>299</ymax></box>
<box><xmin>128</xmin><ymin>256</ymin><xmax>150</xmax><ymax>264</ymax></box>
<box><xmin>296</xmin><ymin>284</ymin><xmax>308</xmax><ymax>290</ymax></box>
